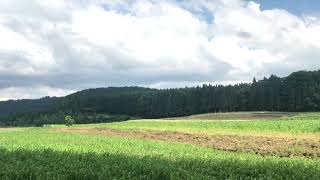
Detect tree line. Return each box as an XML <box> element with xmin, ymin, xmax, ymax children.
<box><xmin>1</xmin><ymin>70</ymin><xmax>320</xmax><ymax>126</ymax></box>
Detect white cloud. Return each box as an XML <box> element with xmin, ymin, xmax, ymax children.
<box><xmin>0</xmin><ymin>86</ymin><xmax>75</xmax><ymax>101</ymax></box>
<box><xmin>0</xmin><ymin>0</ymin><xmax>320</xmax><ymax>100</ymax></box>
<box><xmin>206</xmin><ymin>0</ymin><xmax>320</xmax><ymax>77</ymax></box>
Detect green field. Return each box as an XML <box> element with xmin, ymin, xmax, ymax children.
<box><xmin>1</xmin><ymin>112</ymin><xmax>320</xmax><ymax>179</ymax></box>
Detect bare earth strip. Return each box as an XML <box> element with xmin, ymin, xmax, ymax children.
<box><xmin>55</xmin><ymin>128</ymin><xmax>320</xmax><ymax>159</ymax></box>
<box><xmin>0</xmin><ymin>128</ymin><xmax>18</xmax><ymax>132</ymax></box>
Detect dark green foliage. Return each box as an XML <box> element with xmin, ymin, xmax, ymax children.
<box><xmin>0</xmin><ymin>96</ymin><xmax>61</xmax><ymax>117</ymax></box>
<box><xmin>0</xmin><ymin>112</ymin><xmax>133</xmax><ymax>127</ymax></box>
<box><xmin>2</xmin><ymin>70</ymin><xmax>320</xmax><ymax>126</ymax></box>
<box><xmin>65</xmin><ymin>116</ymin><xmax>75</xmax><ymax>127</ymax></box>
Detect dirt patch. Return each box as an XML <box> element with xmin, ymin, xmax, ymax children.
<box><xmin>55</xmin><ymin>128</ymin><xmax>320</xmax><ymax>158</ymax></box>
<box><xmin>0</xmin><ymin>128</ymin><xmax>17</xmax><ymax>132</ymax></box>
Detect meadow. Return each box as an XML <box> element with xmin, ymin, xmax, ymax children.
<box><xmin>0</xmin><ymin>112</ymin><xmax>320</xmax><ymax>179</ymax></box>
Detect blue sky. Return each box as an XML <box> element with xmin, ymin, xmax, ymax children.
<box><xmin>253</xmin><ymin>0</ymin><xmax>320</xmax><ymax>16</ymax></box>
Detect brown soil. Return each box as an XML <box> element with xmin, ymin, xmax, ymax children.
<box><xmin>55</xmin><ymin>127</ymin><xmax>320</xmax><ymax>158</ymax></box>
<box><xmin>0</xmin><ymin>128</ymin><xmax>17</xmax><ymax>132</ymax></box>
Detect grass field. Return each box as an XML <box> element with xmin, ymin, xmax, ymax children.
<box><xmin>1</xmin><ymin>112</ymin><xmax>320</xmax><ymax>179</ymax></box>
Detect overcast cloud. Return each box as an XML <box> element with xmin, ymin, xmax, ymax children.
<box><xmin>0</xmin><ymin>0</ymin><xmax>320</xmax><ymax>100</ymax></box>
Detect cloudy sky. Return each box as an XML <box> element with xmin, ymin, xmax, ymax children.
<box><xmin>1</xmin><ymin>0</ymin><xmax>320</xmax><ymax>100</ymax></box>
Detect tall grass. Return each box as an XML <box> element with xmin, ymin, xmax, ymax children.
<box><xmin>1</xmin><ymin>113</ymin><xmax>320</xmax><ymax>179</ymax></box>
<box><xmin>0</xmin><ymin>129</ymin><xmax>319</xmax><ymax>179</ymax></box>
<box><xmin>90</xmin><ymin>117</ymin><xmax>320</xmax><ymax>135</ymax></box>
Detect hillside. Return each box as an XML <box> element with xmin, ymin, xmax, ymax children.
<box><xmin>1</xmin><ymin>70</ymin><xmax>320</xmax><ymax>126</ymax></box>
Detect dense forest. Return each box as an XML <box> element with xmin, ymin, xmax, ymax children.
<box><xmin>1</xmin><ymin>70</ymin><xmax>320</xmax><ymax>126</ymax></box>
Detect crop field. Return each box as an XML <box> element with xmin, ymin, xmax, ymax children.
<box><xmin>0</xmin><ymin>112</ymin><xmax>320</xmax><ymax>179</ymax></box>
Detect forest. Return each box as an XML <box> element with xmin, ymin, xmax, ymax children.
<box><xmin>1</xmin><ymin>70</ymin><xmax>320</xmax><ymax>126</ymax></box>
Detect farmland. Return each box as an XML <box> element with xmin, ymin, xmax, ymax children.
<box><xmin>0</xmin><ymin>112</ymin><xmax>320</xmax><ymax>179</ymax></box>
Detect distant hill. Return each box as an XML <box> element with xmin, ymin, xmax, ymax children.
<box><xmin>2</xmin><ymin>70</ymin><xmax>320</xmax><ymax>126</ymax></box>
<box><xmin>0</xmin><ymin>96</ymin><xmax>61</xmax><ymax>117</ymax></box>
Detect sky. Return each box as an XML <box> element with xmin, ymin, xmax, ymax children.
<box><xmin>255</xmin><ymin>0</ymin><xmax>320</xmax><ymax>16</ymax></box>
<box><xmin>0</xmin><ymin>0</ymin><xmax>320</xmax><ymax>100</ymax></box>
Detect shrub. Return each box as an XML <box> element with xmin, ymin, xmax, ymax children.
<box><xmin>65</xmin><ymin>116</ymin><xmax>75</xmax><ymax>127</ymax></box>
